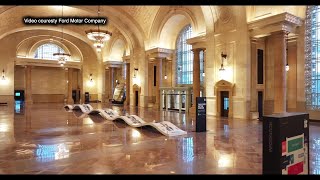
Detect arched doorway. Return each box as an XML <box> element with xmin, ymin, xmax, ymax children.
<box><xmin>132</xmin><ymin>84</ymin><xmax>141</xmax><ymax>107</ymax></box>
<box><xmin>215</xmin><ymin>80</ymin><xmax>235</xmax><ymax>118</ymax></box>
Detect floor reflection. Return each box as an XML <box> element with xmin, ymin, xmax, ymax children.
<box><xmin>0</xmin><ymin>102</ymin><xmax>318</xmax><ymax>174</ymax></box>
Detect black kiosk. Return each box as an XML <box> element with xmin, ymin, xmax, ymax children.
<box><xmin>263</xmin><ymin>112</ymin><xmax>309</xmax><ymax>174</ymax></box>
<box><xmin>196</xmin><ymin>97</ymin><xmax>206</xmax><ymax>132</ymax></box>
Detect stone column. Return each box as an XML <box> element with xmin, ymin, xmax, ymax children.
<box><xmin>189</xmin><ymin>48</ymin><xmax>201</xmax><ymax>114</ymax></box>
<box><xmin>125</xmin><ymin>63</ymin><xmax>130</xmax><ymax>105</ymax></box>
<box><xmin>79</xmin><ymin>68</ymin><xmax>84</xmax><ymax>104</ymax></box>
<box><xmin>203</xmin><ymin>49</ymin><xmax>206</xmax><ymax>97</ymax></box>
<box><xmin>250</xmin><ymin>38</ymin><xmax>258</xmax><ymax>112</ymax></box>
<box><xmin>154</xmin><ymin>58</ymin><xmax>162</xmax><ymax>109</ymax></box>
<box><xmin>67</xmin><ymin>68</ymin><xmax>74</xmax><ymax>104</ymax></box>
<box><xmin>287</xmin><ymin>37</ymin><xmax>297</xmax><ymax>111</ymax></box>
<box><xmin>24</xmin><ymin>66</ymin><xmax>33</xmax><ymax>104</ymax></box>
<box><xmin>272</xmin><ymin>31</ymin><xmax>287</xmax><ymax>114</ymax></box>
<box><xmin>104</xmin><ymin>69</ymin><xmax>109</xmax><ymax>101</ymax></box>
<box><xmin>109</xmin><ymin>67</ymin><xmax>114</xmax><ymax>99</ymax></box>
<box><xmin>148</xmin><ymin>61</ymin><xmax>153</xmax><ymax>104</ymax></box>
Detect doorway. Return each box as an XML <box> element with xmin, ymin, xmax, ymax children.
<box><xmin>258</xmin><ymin>91</ymin><xmax>263</xmax><ymax>120</ymax></box>
<box><xmin>220</xmin><ymin>91</ymin><xmax>229</xmax><ymax>117</ymax></box>
<box><xmin>135</xmin><ymin>90</ymin><xmax>139</xmax><ymax>106</ymax></box>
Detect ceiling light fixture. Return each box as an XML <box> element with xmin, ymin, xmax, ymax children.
<box><xmin>85</xmin><ymin>5</ymin><xmax>112</xmax><ymax>52</ymax></box>
<box><xmin>53</xmin><ymin>5</ymin><xmax>71</xmax><ymax>67</ymax></box>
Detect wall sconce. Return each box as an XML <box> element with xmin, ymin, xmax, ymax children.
<box><xmin>1</xmin><ymin>69</ymin><xmax>5</xmax><ymax>81</ymax></box>
<box><xmin>87</xmin><ymin>73</ymin><xmax>94</xmax><ymax>87</ymax></box>
<box><xmin>219</xmin><ymin>52</ymin><xmax>227</xmax><ymax>71</ymax></box>
<box><xmin>164</xmin><ymin>58</ymin><xmax>167</xmax><ymax>80</ymax></box>
<box><xmin>133</xmin><ymin>68</ymin><xmax>138</xmax><ymax>79</ymax></box>
<box><xmin>219</xmin><ymin>52</ymin><xmax>228</xmax><ymax>80</ymax></box>
<box><xmin>132</xmin><ymin>68</ymin><xmax>141</xmax><ymax>85</ymax></box>
<box><xmin>0</xmin><ymin>69</ymin><xmax>8</xmax><ymax>85</ymax></box>
<box><xmin>202</xmin><ymin>52</ymin><xmax>205</xmax><ymax>77</ymax></box>
<box><xmin>285</xmin><ymin>32</ymin><xmax>290</xmax><ymax>72</ymax></box>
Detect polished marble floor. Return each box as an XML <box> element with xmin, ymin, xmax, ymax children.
<box><xmin>0</xmin><ymin>102</ymin><xmax>319</xmax><ymax>174</ymax></box>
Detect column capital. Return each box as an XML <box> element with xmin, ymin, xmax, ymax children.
<box><xmin>191</xmin><ymin>48</ymin><xmax>202</xmax><ymax>53</ymax></box>
<box><xmin>248</xmin><ymin>12</ymin><xmax>302</xmax><ymax>38</ymax></box>
<box><xmin>270</xmin><ymin>30</ymin><xmax>289</xmax><ymax>37</ymax></box>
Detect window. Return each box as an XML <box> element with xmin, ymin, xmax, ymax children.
<box><xmin>306</xmin><ymin>6</ymin><xmax>320</xmax><ymax>110</ymax></box>
<box><xmin>176</xmin><ymin>25</ymin><xmax>204</xmax><ymax>85</ymax></box>
<box><xmin>34</xmin><ymin>43</ymin><xmax>65</xmax><ymax>60</ymax></box>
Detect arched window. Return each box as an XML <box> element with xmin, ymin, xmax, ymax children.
<box><xmin>34</xmin><ymin>43</ymin><xmax>65</xmax><ymax>60</ymax></box>
<box><xmin>176</xmin><ymin>25</ymin><xmax>204</xmax><ymax>85</ymax></box>
<box><xmin>306</xmin><ymin>6</ymin><xmax>320</xmax><ymax>110</ymax></box>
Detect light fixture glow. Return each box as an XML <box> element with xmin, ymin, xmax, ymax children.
<box><xmin>0</xmin><ymin>69</ymin><xmax>8</xmax><ymax>85</ymax></box>
<box><xmin>164</xmin><ymin>58</ymin><xmax>168</xmax><ymax>80</ymax></box>
<box><xmin>219</xmin><ymin>63</ymin><xmax>225</xmax><ymax>71</ymax></box>
<box><xmin>219</xmin><ymin>53</ymin><xmax>228</xmax><ymax>80</ymax></box>
<box><xmin>85</xmin><ymin>5</ymin><xmax>112</xmax><ymax>52</ymax></box>
<box><xmin>87</xmin><ymin>73</ymin><xmax>94</xmax><ymax>87</ymax></box>
<box><xmin>202</xmin><ymin>51</ymin><xmax>205</xmax><ymax>77</ymax></box>
<box><xmin>285</xmin><ymin>32</ymin><xmax>289</xmax><ymax>72</ymax></box>
<box><xmin>286</xmin><ymin>64</ymin><xmax>290</xmax><ymax>72</ymax></box>
<box><xmin>1</xmin><ymin>69</ymin><xmax>5</xmax><ymax>81</ymax></box>
<box><xmin>219</xmin><ymin>52</ymin><xmax>227</xmax><ymax>71</ymax></box>
<box><xmin>133</xmin><ymin>68</ymin><xmax>138</xmax><ymax>79</ymax></box>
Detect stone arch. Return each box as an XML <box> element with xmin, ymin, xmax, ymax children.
<box><xmin>0</xmin><ymin>6</ymin><xmax>146</xmax><ymax>57</ymax></box>
<box><xmin>214</xmin><ymin>80</ymin><xmax>235</xmax><ymax>118</ymax></box>
<box><xmin>72</xmin><ymin>6</ymin><xmax>145</xmax><ymax>52</ymax></box>
<box><xmin>16</xmin><ymin>34</ymin><xmax>84</xmax><ymax>62</ymax></box>
<box><xmin>149</xmin><ymin>6</ymin><xmax>205</xmax><ymax>49</ymax></box>
<box><xmin>104</xmin><ymin>35</ymin><xmax>127</xmax><ymax>62</ymax></box>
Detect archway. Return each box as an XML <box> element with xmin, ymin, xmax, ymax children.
<box><xmin>132</xmin><ymin>84</ymin><xmax>141</xmax><ymax>107</ymax></box>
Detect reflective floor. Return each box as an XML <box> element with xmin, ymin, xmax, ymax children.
<box><xmin>0</xmin><ymin>102</ymin><xmax>319</xmax><ymax>174</ymax></box>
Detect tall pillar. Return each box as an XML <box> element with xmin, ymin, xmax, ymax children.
<box><xmin>272</xmin><ymin>31</ymin><xmax>287</xmax><ymax>114</ymax></box>
<box><xmin>67</xmin><ymin>68</ymin><xmax>74</xmax><ymax>104</ymax></box>
<box><xmin>148</xmin><ymin>62</ymin><xmax>153</xmax><ymax>104</ymax></box>
<box><xmin>154</xmin><ymin>58</ymin><xmax>162</xmax><ymax>109</ymax></box>
<box><xmin>189</xmin><ymin>48</ymin><xmax>201</xmax><ymax>114</ymax></box>
<box><xmin>250</xmin><ymin>38</ymin><xmax>258</xmax><ymax>112</ymax></box>
<box><xmin>24</xmin><ymin>66</ymin><xmax>33</xmax><ymax>104</ymax></box>
<box><xmin>125</xmin><ymin>63</ymin><xmax>130</xmax><ymax>105</ymax></box>
<box><xmin>109</xmin><ymin>67</ymin><xmax>114</xmax><ymax>99</ymax></box>
<box><xmin>104</xmin><ymin>69</ymin><xmax>109</xmax><ymax>102</ymax></box>
<box><xmin>203</xmin><ymin>49</ymin><xmax>206</xmax><ymax>96</ymax></box>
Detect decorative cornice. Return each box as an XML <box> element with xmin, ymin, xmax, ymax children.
<box><xmin>146</xmin><ymin>48</ymin><xmax>174</xmax><ymax>61</ymax></box>
<box><xmin>104</xmin><ymin>61</ymin><xmax>123</xmax><ymax>68</ymax></box>
<box><xmin>122</xmin><ymin>55</ymin><xmax>131</xmax><ymax>63</ymax></box>
<box><xmin>186</xmin><ymin>35</ymin><xmax>207</xmax><ymax>46</ymax></box>
<box><xmin>248</xmin><ymin>12</ymin><xmax>302</xmax><ymax>38</ymax></box>
<box><xmin>15</xmin><ymin>57</ymin><xmax>81</xmax><ymax>69</ymax></box>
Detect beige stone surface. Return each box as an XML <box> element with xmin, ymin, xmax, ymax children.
<box><xmin>0</xmin><ymin>6</ymin><xmax>317</xmax><ymax>120</ymax></box>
